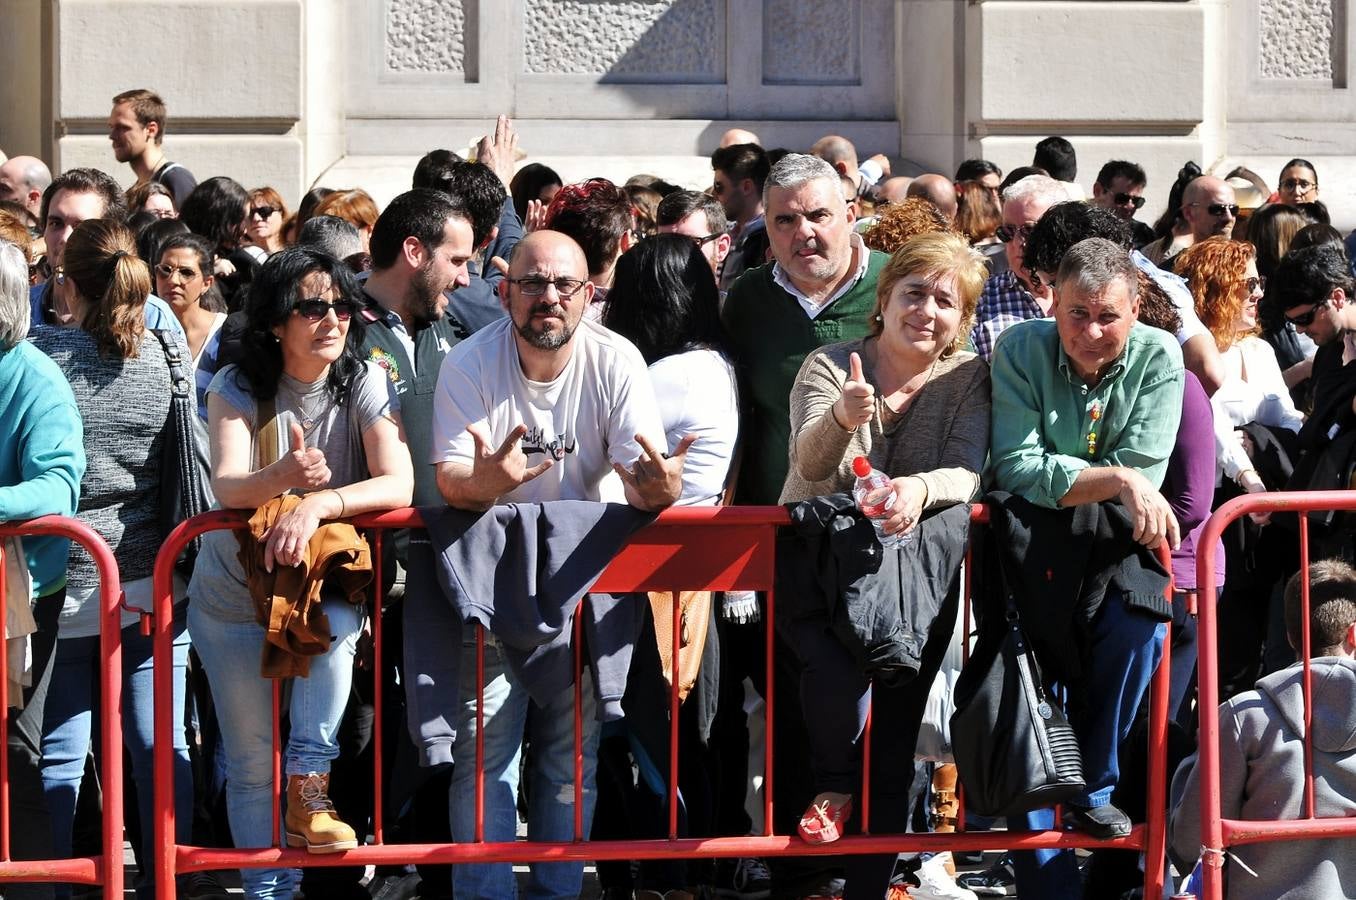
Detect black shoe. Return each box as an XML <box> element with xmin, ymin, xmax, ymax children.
<box><xmin>956</xmin><ymin>855</ymin><xmax>1014</xmax><ymax>897</ymax></box>
<box><xmin>1063</xmin><ymin>803</ymin><xmax>1132</xmax><ymax>839</ymax></box>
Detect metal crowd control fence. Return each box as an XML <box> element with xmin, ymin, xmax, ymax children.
<box><xmin>0</xmin><ymin>516</ymin><xmax>124</xmax><ymax>896</ymax></box>
<box><xmin>151</xmin><ymin>504</ymin><xmax>1174</xmax><ymax>899</ymax></box>
<box><xmin>1194</xmin><ymin>489</ymin><xmax>1356</xmax><ymax>900</ymax></box>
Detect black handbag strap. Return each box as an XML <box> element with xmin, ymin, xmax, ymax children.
<box><xmin>152</xmin><ymin>328</ymin><xmax>209</xmax><ymax>524</ymax></box>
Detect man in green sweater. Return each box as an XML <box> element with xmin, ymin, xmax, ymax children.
<box><xmin>722</xmin><ymin>152</ymin><xmax>888</xmax><ymax>507</ymax></box>
<box><xmin>719</xmin><ymin>151</ymin><xmax>887</xmax><ymax>900</ymax></box>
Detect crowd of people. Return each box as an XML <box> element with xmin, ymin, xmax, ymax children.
<box><xmin>2</xmin><ymin>87</ymin><xmax>1355</xmax><ymax>900</ymax></box>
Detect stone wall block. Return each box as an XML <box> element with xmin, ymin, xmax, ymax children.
<box><xmin>58</xmin><ymin>0</ymin><xmax>301</xmax><ymax>121</ymax></box>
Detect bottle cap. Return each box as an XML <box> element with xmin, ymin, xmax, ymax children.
<box><xmin>851</xmin><ymin>456</ymin><xmax>871</xmax><ymax>477</ymax></box>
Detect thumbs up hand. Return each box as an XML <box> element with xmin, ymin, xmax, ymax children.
<box><xmin>833</xmin><ymin>351</ymin><xmax>876</xmax><ymax>430</ymax></box>
<box><xmin>280</xmin><ymin>421</ymin><xmax>332</xmax><ymax>490</ymax></box>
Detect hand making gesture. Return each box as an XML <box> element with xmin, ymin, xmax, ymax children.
<box><xmin>833</xmin><ymin>351</ymin><xmax>876</xmax><ymax>430</ymax></box>
<box><xmin>467</xmin><ymin>422</ymin><xmax>554</xmax><ymax>502</ymax></box>
<box><xmin>613</xmin><ymin>434</ymin><xmax>696</xmax><ymax>512</ymax></box>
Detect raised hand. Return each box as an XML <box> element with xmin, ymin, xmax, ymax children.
<box><xmin>524</xmin><ymin>198</ymin><xmax>548</xmax><ymax>233</ymax></box>
<box><xmin>278</xmin><ymin>421</ymin><xmax>331</xmax><ymax>491</ymax></box>
<box><xmin>468</xmin><ymin>422</ymin><xmax>553</xmax><ymax>501</ymax></box>
<box><xmin>475</xmin><ymin>114</ymin><xmax>519</xmax><ymax>188</ymax></box>
<box><xmin>833</xmin><ymin>351</ymin><xmax>876</xmax><ymax>430</ymax></box>
<box><xmin>613</xmin><ymin>434</ymin><xmax>696</xmax><ymax>511</ymax></box>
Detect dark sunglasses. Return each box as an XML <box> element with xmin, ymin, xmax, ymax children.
<box><xmin>292</xmin><ymin>298</ymin><xmax>357</xmax><ymax>321</ymax></box>
<box><xmin>509</xmin><ymin>276</ymin><xmax>587</xmax><ymax>297</ymax></box>
<box><xmin>690</xmin><ymin>232</ymin><xmax>724</xmax><ymax>248</ymax></box>
<box><xmin>1285</xmin><ymin>298</ymin><xmax>1329</xmax><ymax>327</ymax></box>
<box><xmin>995</xmin><ymin>223</ymin><xmax>1035</xmax><ymax>244</ymax></box>
<box><xmin>1191</xmin><ymin>202</ymin><xmax>1239</xmax><ymax>218</ymax></box>
<box><xmin>1240</xmin><ymin>276</ymin><xmax>1266</xmax><ymax>294</ymax></box>
<box><xmin>1112</xmin><ymin>192</ymin><xmax>1147</xmax><ymax>209</ymax></box>
<box><xmin>249</xmin><ymin>206</ymin><xmax>278</xmax><ymax>220</ymax></box>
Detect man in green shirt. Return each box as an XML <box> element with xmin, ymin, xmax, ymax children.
<box><xmin>989</xmin><ymin>238</ymin><xmax>1184</xmax><ymax>896</ymax></box>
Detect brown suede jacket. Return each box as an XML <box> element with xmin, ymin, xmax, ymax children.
<box><xmin>237</xmin><ymin>494</ymin><xmax>372</xmax><ymax>677</ymax></box>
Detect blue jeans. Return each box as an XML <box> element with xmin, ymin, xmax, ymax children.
<box><xmin>450</xmin><ymin>634</ymin><xmax>600</xmax><ymax>900</ymax></box>
<box><xmin>189</xmin><ymin>598</ymin><xmax>364</xmax><ymax>900</ymax></box>
<box><xmin>1011</xmin><ymin>597</ymin><xmax>1166</xmax><ymax>900</ymax></box>
<box><xmin>39</xmin><ymin>611</ymin><xmax>192</xmax><ymax>900</ymax></box>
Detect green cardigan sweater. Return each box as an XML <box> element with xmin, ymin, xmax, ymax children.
<box><xmin>722</xmin><ymin>250</ymin><xmax>888</xmax><ymax>504</ymax></box>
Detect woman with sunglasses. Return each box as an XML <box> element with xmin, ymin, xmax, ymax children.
<box><xmin>187</xmin><ymin>247</ymin><xmax>412</xmax><ymax>899</ymax></box>
<box><xmin>244</xmin><ymin>187</ymin><xmax>290</xmax><ymax>260</ymax></box>
<box><xmin>154</xmin><ymin>233</ymin><xmax>227</xmax><ymax>413</ymax></box>
<box><xmin>27</xmin><ymin>219</ymin><xmax>196</xmax><ymax>900</ymax></box>
<box><xmin>1276</xmin><ymin>158</ymin><xmax>1319</xmax><ymax>207</ymax></box>
<box><xmin>1177</xmin><ymin>236</ymin><xmax>1304</xmax><ymax>700</ymax></box>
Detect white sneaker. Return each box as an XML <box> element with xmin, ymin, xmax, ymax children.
<box><xmin>909</xmin><ymin>854</ymin><xmax>979</xmax><ymax>900</ymax></box>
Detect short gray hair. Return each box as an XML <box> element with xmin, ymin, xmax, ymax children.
<box><xmin>0</xmin><ymin>240</ymin><xmax>29</xmax><ymax>349</ymax></box>
<box><xmin>1001</xmin><ymin>174</ymin><xmax>1072</xmax><ymax>208</ymax></box>
<box><xmin>763</xmin><ymin>153</ymin><xmax>840</xmax><ymax>207</ymax></box>
<box><xmin>1056</xmin><ymin>237</ymin><xmax>1139</xmax><ymax>304</ymax></box>
<box><xmin>297</xmin><ymin>215</ymin><xmax>364</xmax><ymax>261</ymax></box>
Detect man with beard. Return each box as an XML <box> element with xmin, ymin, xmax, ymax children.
<box><xmin>428</xmin><ymin>229</ymin><xmax>688</xmax><ymax>899</ymax></box>
<box><xmin>360</xmin><ymin>188</ymin><xmax>475</xmax><ymax>497</ymax></box>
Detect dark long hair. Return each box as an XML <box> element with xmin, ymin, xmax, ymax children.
<box><xmin>602</xmin><ymin>233</ymin><xmax>726</xmax><ymax>365</ymax></box>
<box><xmin>180</xmin><ymin>176</ymin><xmax>249</xmax><ymax>252</ymax></box>
<box><xmin>234</xmin><ymin>247</ymin><xmax>366</xmax><ymax>402</ymax></box>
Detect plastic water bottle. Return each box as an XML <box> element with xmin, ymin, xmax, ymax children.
<box><xmin>851</xmin><ymin>456</ymin><xmax>909</xmax><ymax>548</ymax></box>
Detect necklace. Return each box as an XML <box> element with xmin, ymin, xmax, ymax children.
<box><xmin>297</xmin><ymin>392</ymin><xmax>332</xmax><ymax>433</ymax></box>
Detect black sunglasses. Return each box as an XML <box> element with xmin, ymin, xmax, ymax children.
<box><xmin>1285</xmin><ymin>299</ymin><xmax>1329</xmax><ymax>328</ymax></box>
<box><xmin>1113</xmin><ymin>192</ymin><xmax>1147</xmax><ymax>210</ymax></box>
<box><xmin>995</xmin><ymin>223</ymin><xmax>1035</xmax><ymax>244</ymax></box>
<box><xmin>292</xmin><ymin>298</ymin><xmax>357</xmax><ymax>321</ymax></box>
<box><xmin>1190</xmin><ymin>202</ymin><xmax>1239</xmax><ymax>218</ymax></box>
<box><xmin>249</xmin><ymin>206</ymin><xmax>278</xmax><ymax>220</ymax></box>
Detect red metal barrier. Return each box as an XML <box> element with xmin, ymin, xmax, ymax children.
<box><xmin>0</xmin><ymin>516</ymin><xmax>124</xmax><ymax>896</ymax></box>
<box><xmin>151</xmin><ymin>504</ymin><xmax>1173</xmax><ymax>898</ymax></box>
<box><xmin>1194</xmin><ymin>490</ymin><xmax>1356</xmax><ymax>900</ymax></box>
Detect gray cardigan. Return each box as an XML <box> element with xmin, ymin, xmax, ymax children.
<box><xmin>28</xmin><ymin>325</ymin><xmax>181</xmax><ymax>637</ymax></box>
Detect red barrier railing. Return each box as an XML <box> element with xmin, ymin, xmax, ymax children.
<box><xmin>0</xmin><ymin>516</ymin><xmax>124</xmax><ymax>896</ymax></box>
<box><xmin>150</xmin><ymin>504</ymin><xmax>1173</xmax><ymax>898</ymax></box>
<box><xmin>1194</xmin><ymin>490</ymin><xmax>1356</xmax><ymax>900</ymax></box>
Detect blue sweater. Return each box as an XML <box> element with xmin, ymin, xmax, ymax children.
<box><xmin>0</xmin><ymin>341</ymin><xmax>85</xmax><ymax>596</ymax></box>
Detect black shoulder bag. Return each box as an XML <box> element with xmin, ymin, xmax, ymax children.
<box><xmin>154</xmin><ymin>329</ymin><xmax>216</xmax><ymax>577</ymax></box>
<box><xmin>949</xmin><ymin>598</ymin><xmax>1086</xmax><ymax>818</ymax></box>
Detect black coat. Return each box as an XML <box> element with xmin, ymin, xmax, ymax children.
<box><xmin>776</xmin><ymin>493</ymin><xmax>971</xmax><ymax>686</ymax></box>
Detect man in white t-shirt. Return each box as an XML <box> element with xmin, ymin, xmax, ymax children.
<box><xmin>429</xmin><ymin>229</ymin><xmax>691</xmax><ymax>899</ymax></box>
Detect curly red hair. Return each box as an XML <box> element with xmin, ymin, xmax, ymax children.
<box><xmin>1175</xmin><ymin>237</ymin><xmax>1258</xmax><ymax>351</ymax></box>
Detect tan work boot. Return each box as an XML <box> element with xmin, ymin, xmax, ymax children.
<box><xmin>285</xmin><ymin>772</ymin><xmax>358</xmax><ymax>853</ymax></box>
<box><xmin>932</xmin><ymin>763</ymin><xmax>959</xmax><ymax>876</ymax></box>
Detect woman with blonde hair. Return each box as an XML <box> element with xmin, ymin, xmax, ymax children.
<box><xmin>779</xmin><ymin>230</ymin><xmax>991</xmax><ymax>898</ymax></box>
<box><xmin>28</xmin><ymin>219</ymin><xmax>194</xmax><ymax>900</ymax></box>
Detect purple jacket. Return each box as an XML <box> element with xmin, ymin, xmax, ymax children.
<box><xmin>1163</xmin><ymin>370</ymin><xmax>1224</xmax><ymax>590</ymax></box>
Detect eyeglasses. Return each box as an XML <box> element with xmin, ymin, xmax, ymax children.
<box><xmin>1112</xmin><ymin>192</ymin><xmax>1147</xmax><ymax>210</ymax></box>
<box><xmin>1281</xmin><ymin>178</ymin><xmax>1315</xmax><ymax>192</ymax></box>
<box><xmin>154</xmin><ymin>263</ymin><xmax>201</xmax><ymax>283</ymax></box>
<box><xmin>1239</xmin><ymin>276</ymin><xmax>1266</xmax><ymax>294</ymax></box>
<box><xmin>249</xmin><ymin>206</ymin><xmax>278</xmax><ymax>220</ymax></box>
<box><xmin>995</xmin><ymin>223</ymin><xmax>1035</xmax><ymax>244</ymax></box>
<box><xmin>690</xmin><ymin>233</ymin><xmax>724</xmax><ymax>249</ymax></box>
<box><xmin>509</xmin><ymin>276</ymin><xmax>587</xmax><ymax>297</ymax></box>
<box><xmin>292</xmin><ymin>298</ymin><xmax>357</xmax><ymax>321</ymax></box>
<box><xmin>1285</xmin><ymin>298</ymin><xmax>1329</xmax><ymax>327</ymax></box>
<box><xmin>1190</xmin><ymin>202</ymin><xmax>1240</xmax><ymax>218</ymax></box>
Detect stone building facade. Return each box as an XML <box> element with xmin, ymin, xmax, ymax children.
<box><xmin>1</xmin><ymin>0</ymin><xmax>1351</xmax><ymax>226</ymax></box>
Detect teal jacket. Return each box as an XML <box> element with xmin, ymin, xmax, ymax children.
<box><xmin>0</xmin><ymin>341</ymin><xmax>85</xmax><ymax>596</ymax></box>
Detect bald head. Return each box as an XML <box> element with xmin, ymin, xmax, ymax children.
<box><xmin>1182</xmin><ymin>175</ymin><xmax>1237</xmax><ymax>241</ymax></box>
<box><xmin>0</xmin><ymin>156</ymin><xmax>53</xmax><ymax>217</ymax></box>
<box><xmin>905</xmin><ymin>174</ymin><xmax>958</xmax><ymax>221</ymax></box>
<box><xmin>719</xmin><ymin>127</ymin><xmax>762</xmax><ymax>149</ymax></box>
<box><xmin>508</xmin><ymin>229</ymin><xmax>589</xmax><ymax>278</ymax></box>
<box><xmin>811</xmin><ymin>135</ymin><xmax>859</xmax><ymax>175</ymax></box>
<box><xmin>876</xmin><ymin>176</ymin><xmax>913</xmax><ymax>205</ymax></box>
